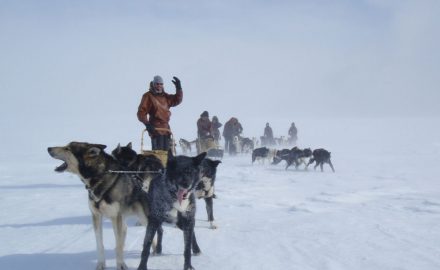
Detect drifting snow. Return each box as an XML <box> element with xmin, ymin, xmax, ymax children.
<box><xmin>1</xmin><ymin>117</ymin><xmax>440</xmax><ymax>270</ymax></box>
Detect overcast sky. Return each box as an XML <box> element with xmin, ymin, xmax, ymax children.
<box><xmin>1</xmin><ymin>0</ymin><xmax>439</xmax><ymax>142</ymax></box>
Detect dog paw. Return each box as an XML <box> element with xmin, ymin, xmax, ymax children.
<box><xmin>116</xmin><ymin>262</ymin><xmax>128</xmax><ymax>270</ymax></box>
<box><xmin>209</xmin><ymin>222</ymin><xmax>218</xmax><ymax>229</ymax></box>
<box><xmin>96</xmin><ymin>262</ymin><xmax>105</xmax><ymax>270</ymax></box>
<box><xmin>152</xmin><ymin>247</ymin><xmax>162</xmax><ymax>256</ymax></box>
<box><xmin>193</xmin><ymin>251</ymin><xmax>202</xmax><ymax>256</ymax></box>
<box><xmin>184</xmin><ymin>264</ymin><xmax>195</xmax><ymax>270</ymax></box>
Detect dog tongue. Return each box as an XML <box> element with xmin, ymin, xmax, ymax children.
<box><xmin>177</xmin><ymin>188</ymin><xmax>188</xmax><ymax>205</ymax></box>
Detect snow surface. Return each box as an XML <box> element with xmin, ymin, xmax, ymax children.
<box><xmin>1</xmin><ymin>117</ymin><xmax>440</xmax><ymax>270</ymax></box>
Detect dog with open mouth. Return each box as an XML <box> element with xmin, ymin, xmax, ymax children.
<box><xmin>48</xmin><ymin>142</ymin><xmax>161</xmax><ymax>270</ymax></box>
<box><xmin>138</xmin><ymin>151</ymin><xmax>206</xmax><ymax>270</ymax></box>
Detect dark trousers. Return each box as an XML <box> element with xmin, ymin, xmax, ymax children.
<box><xmin>224</xmin><ymin>137</ymin><xmax>233</xmax><ymax>154</ymax></box>
<box><xmin>151</xmin><ymin>135</ymin><xmax>171</xmax><ymax>151</ymax></box>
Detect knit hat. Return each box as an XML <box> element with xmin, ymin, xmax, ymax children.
<box><xmin>201</xmin><ymin>111</ymin><xmax>209</xmax><ymax>117</ymax></box>
<box><xmin>153</xmin><ymin>75</ymin><xmax>164</xmax><ymax>84</ymax></box>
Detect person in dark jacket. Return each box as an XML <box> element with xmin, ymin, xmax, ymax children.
<box><xmin>137</xmin><ymin>75</ymin><xmax>183</xmax><ymax>150</ymax></box>
<box><xmin>197</xmin><ymin>111</ymin><xmax>216</xmax><ymax>153</ymax></box>
<box><xmin>263</xmin><ymin>122</ymin><xmax>274</xmax><ymax>145</ymax></box>
<box><xmin>197</xmin><ymin>111</ymin><xmax>212</xmax><ymax>139</ymax></box>
<box><xmin>223</xmin><ymin>117</ymin><xmax>243</xmax><ymax>154</ymax></box>
<box><xmin>288</xmin><ymin>122</ymin><xmax>298</xmax><ymax>145</ymax></box>
<box><xmin>211</xmin><ymin>116</ymin><xmax>222</xmax><ymax>145</ymax></box>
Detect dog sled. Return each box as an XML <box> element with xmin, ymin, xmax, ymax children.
<box><xmin>196</xmin><ymin>136</ymin><xmax>224</xmax><ymax>159</ymax></box>
<box><xmin>141</xmin><ymin>127</ymin><xmax>176</xmax><ymax>166</ymax></box>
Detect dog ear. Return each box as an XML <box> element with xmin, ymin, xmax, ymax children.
<box><xmin>87</xmin><ymin>147</ymin><xmax>102</xmax><ymax>157</ymax></box>
<box><xmin>126</xmin><ymin>142</ymin><xmax>132</xmax><ymax>149</ymax></box>
<box><xmin>213</xmin><ymin>160</ymin><xmax>221</xmax><ymax>167</ymax></box>
<box><xmin>116</xmin><ymin>143</ymin><xmax>121</xmax><ymax>154</ymax></box>
<box><xmin>93</xmin><ymin>144</ymin><xmax>107</xmax><ymax>150</ymax></box>
<box><xmin>193</xmin><ymin>152</ymin><xmax>207</xmax><ymax>166</ymax></box>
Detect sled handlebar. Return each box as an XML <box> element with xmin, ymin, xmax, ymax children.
<box><xmin>140</xmin><ymin>128</ymin><xmax>176</xmax><ymax>155</ymax></box>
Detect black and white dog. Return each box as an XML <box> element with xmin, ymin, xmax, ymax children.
<box><xmin>196</xmin><ymin>158</ymin><xmax>221</xmax><ymax>229</ymax></box>
<box><xmin>137</xmin><ymin>151</ymin><xmax>206</xmax><ymax>270</ymax></box>
<box><xmin>252</xmin><ymin>147</ymin><xmax>276</xmax><ymax>164</ymax></box>
<box><xmin>272</xmin><ymin>149</ymin><xmax>292</xmax><ymax>165</ymax></box>
<box><xmin>307</xmin><ymin>148</ymin><xmax>335</xmax><ymax>172</ymax></box>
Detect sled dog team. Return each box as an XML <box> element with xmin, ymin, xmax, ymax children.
<box><xmin>254</xmin><ymin>146</ymin><xmax>335</xmax><ymax>172</ymax></box>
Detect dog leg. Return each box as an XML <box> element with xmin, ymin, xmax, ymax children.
<box><xmin>306</xmin><ymin>158</ymin><xmax>314</xmax><ymax>170</ymax></box>
<box><xmin>191</xmin><ymin>230</ymin><xmax>201</xmax><ymax>255</ymax></box>
<box><xmin>183</xmin><ymin>224</ymin><xmax>195</xmax><ymax>270</ymax></box>
<box><xmin>320</xmin><ymin>162</ymin><xmax>324</xmax><ymax>172</ymax></box>
<box><xmin>154</xmin><ymin>225</ymin><xmax>164</xmax><ymax>255</ymax></box>
<box><xmin>138</xmin><ymin>219</ymin><xmax>160</xmax><ymax>270</ymax></box>
<box><xmin>92</xmin><ymin>212</ymin><xmax>106</xmax><ymax>270</ymax></box>
<box><xmin>112</xmin><ymin>215</ymin><xmax>128</xmax><ymax>270</ymax></box>
<box><xmin>204</xmin><ymin>197</ymin><xmax>217</xmax><ymax>229</ymax></box>
<box><xmin>328</xmin><ymin>160</ymin><xmax>335</xmax><ymax>173</ymax></box>
<box><xmin>285</xmin><ymin>160</ymin><xmax>292</xmax><ymax>170</ymax></box>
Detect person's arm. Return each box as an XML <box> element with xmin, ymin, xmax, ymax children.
<box><xmin>168</xmin><ymin>76</ymin><xmax>183</xmax><ymax>107</ymax></box>
<box><xmin>137</xmin><ymin>93</ymin><xmax>151</xmax><ymax>124</ymax></box>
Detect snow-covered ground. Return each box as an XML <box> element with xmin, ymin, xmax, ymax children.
<box><xmin>1</xmin><ymin>117</ymin><xmax>440</xmax><ymax>270</ymax></box>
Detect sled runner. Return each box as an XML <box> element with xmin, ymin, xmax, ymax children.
<box><xmin>141</xmin><ymin>127</ymin><xmax>176</xmax><ymax>166</ymax></box>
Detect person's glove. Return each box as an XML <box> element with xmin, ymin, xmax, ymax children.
<box><xmin>172</xmin><ymin>76</ymin><xmax>182</xmax><ymax>90</ymax></box>
<box><xmin>145</xmin><ymin>123</ymin><xmax>155</xmax><ymax>133</ymax></box>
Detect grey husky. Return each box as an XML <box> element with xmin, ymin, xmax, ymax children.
<box><xmin>48</xmin><ymin>142</ymin><xmax>161</xmax><ymax>270</ymax></box>
<box><xmin>138</xmin><ymin>151</ymin><xmax>206</xmax><ymax>270</ymax></box>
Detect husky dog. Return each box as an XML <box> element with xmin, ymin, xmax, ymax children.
<box><xmin>195</xmin><ymin>158</ymin><xmax>221</xmax><ymax>229</ymax></box>
<box><xmin>274</xmin><ymin>136</ymin><xmax>288</xmax><ymax>146</ymax></box>
<box><xmin>48</xmin><ymin>142</ymin><xmax>161</xmax><ymax>270</ymax></box>
<box><xmin>241</xmin><ymin>137</ymin><xmax>254</xmax><ymax>153</ymax></box>
<box><xmin>232</xmin><ymin>136</ymin><xmax>241</xmax><ymax>154</ymax></box>
<box><xmin>307</xmin><ymin>148</ymin><xmax>335</xmax><ymax>172</ymax></box>
<box><xmin>179</xmin><ymin>138</ymin><xmax>196</xmax><ymax>154</ymax></box>
<box><xmin>252</xmin><ymin>137</ymin><xmax>260</xmax><ymax>148</ymax></box>
<box><xmin>297</xmin><ymin>148</ymin><xmax>313</xmax><ymax>169</ymax></box>
<box><xmin>285</xmin><ymin>147</ymin><xmax>304</xmax><ymax>170</ymax></box>
<box><xmin>138</xmin><ymin>151</ymin><xmax>206</xmax><ymax>270</ymax></box>
<box><xmin>272</xmin><ymin>148</ymin><xmax>291</xmax><ymax>165</ymax></box>
<box><xmin>252</xmin><ymin>147</ymin><xmax>276</xmax><ymax>164</ymax></box>
<box><xmin>111</xmin><ymin>142</ymin><xmax>164</xmax><ymax>192</ymax></box>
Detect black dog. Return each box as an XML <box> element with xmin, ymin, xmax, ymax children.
<box><xmin>307</xmin><ymin>148</ymin><xmax>335</xmax><ymax>172</ymax></box>
<box><xmin>111</xmin><ymin>142</ymin><xmax>164</xmax><ymax>191</ymax></box>
<box><xmin>196</xmin><ymin>158</ymin><xmax>221</xmax><ymax>229</ymax></box>
<box><xmin>252</xmin><ymin>147</ymin><xmax>275</xmax><ymax>164</ymax></box>
<box><xmin>285</xmin><ymin>147</ymin><xmax>313</xmax><ymax>170</ymax></box>
<box><xmin>138</xmin><ymin>151</ymin><xmax>206</xmax><ymax>270</ymax></box>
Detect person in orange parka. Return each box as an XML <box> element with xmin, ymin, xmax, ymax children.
<box><xmin>137</xmin><ymin>75</ymin><xmax>183</xmax><ymax>150</ymax></box>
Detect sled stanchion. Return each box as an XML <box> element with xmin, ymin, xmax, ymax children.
<box><xmin>140</xmin><ymin>128</ymin><xmax>176</xmax><ymax>166</ymax></box>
